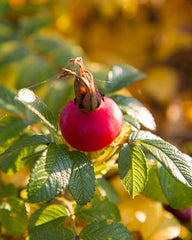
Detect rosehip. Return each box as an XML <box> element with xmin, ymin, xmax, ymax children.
<box><xmin>58</xmin><ymin>57</ymin><xmax>123</xmax><ymax>152</ymax></box>
<box><xmin>59</xmin><ymin>96</ymin><xmax>123</xmax><ymax>152</ymax></box>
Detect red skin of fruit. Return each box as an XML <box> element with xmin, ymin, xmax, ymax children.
<box><xmin>59</xmin><ymin>96</ymin><xmax>123</xmax><ymax>152</ymax></box>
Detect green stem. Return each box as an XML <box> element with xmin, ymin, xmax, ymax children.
<box><xmin>71</xmin><ymin>215</ymin><xmax>79</xmax><ymax>239</ymax></box>
<box><xmin>57</xmin><ymin>196</ymin><xmax>79</xmax><ymax>238</ymax></box>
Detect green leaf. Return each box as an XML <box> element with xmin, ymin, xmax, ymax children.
<box><xmin>0</xmin><ymin>3</ymin><xmax>11</xmax><ymax>15</ymax></box>
<box><xmin>44</xmin><ymin>80</ymin><xmax>73</xmax><ymax>117</ymax></box>
<box><xmin>123</xmin><ymin>114</ymin><xmax>140</xmax><ymax>130</ymax></box>
<box><xmin>158</xmin><ymin>165</ymin><xmax>192</xmax><ymax>209</ymax></box>
<box><xmin>0</xmin><ymin>133</ymin><xmax>51</xmax><ymax>174</ymax></box>
<box><xmin>0</xmin><ymin>86</ymin><xmax>26</xmax><ymax>116</ymax></box>
<box><xmin>96</xmin><ymin>178</ymin><xmax>120</xmax><ymax>204</ymax></box>
<box><xmin>29</xmin><ymin>204</ymin><xmax>69</xmax><ymax>231</ymax></box>
<box><xmin>28</xmin><ymin>143</ymin><xmax>71</xmax><ymax>202</ymax></box>
<box><xmin>19</xmin><ymin>16</ymin><xmax>51</xmax><ymax>35</ymax></box>
<box><xmin>106</xmin><ymin>64</ymin><xmax>146</xmax><ymax>93</ymax></box>
<box><xmin>111</xmin><ymin>95</ymin><xmax>156</xmax><ymax>130</ymax></box>
<box><xmin>28</xmin><ymin>200</ymin><xmax>73</xmax><ymax>240</ymax></box>
<box><xmin>16</xmin><ymin>88</ymin><xmax>58</xmax><ymax>141</ymax></box>
<box><xmin>0</xmin><ymin>184</ymin><xmax>17</xmax><ymax>198</ymax></box>
<box><xmin>0</xmin><ymin>198</ymin><xmax>27</xmax><ymax>238</ymax></box>
<box><xmin>29</xmin><ymin>225</ymin><xmax>74</xmax><ymax>240</ymax></box>
<box><xmin>16</xmin><ymin>55</ymin><xmax>49</xmax><ymax>89</ymax></box>
<box><xmin>130</xmin><ymin>131</ymin><xmax>192</xmax><ymax>188</ymax></box>
<box><xmin>0</xmin><ymin>41</ymin><xmax>30</xmax><ymax>67</ymax></box>
<box><xmin>0</xmin><ymin>21</ymin><xmax>14</xmax><ymax>42</ymax></box>
<box><xmin>31</xmin><ymin>33</ymin><xmax>63</xmax><ymax>54</ymax></box>
<box><xmin>69</xmin><ymin>151</ymin><xmax>95</xmax><ymax>205</ymax></box>
<box><xmin>88</xmin><ymin>63</ymin><xmax>108</xmax><ymax>93</ymax></box>
<box><xmin>80</xmin><ymin>220</ymin><xmax>134</xmax><ymax>240</ymax></box>
<box><xmin>51</xmin><ymin>42</ymin><xmax>84</xmax><ymax>68</ymax></box>
<box><xmin>118</xmin><ymin>143</ymin><xmax>147</xmax><ymax>198</ymax></box>
<box><xmin>0</xmin><ymin>116</ymin><xmax>28</xmax><ymax>148</ymax></box>
<box><xmin>75</xmin><ymin>195</ymin><xmax>120</xmax><ymax>222</ymax></box>
<box><xmin>142</xmin><ymin>165</ymin><xmax>168</xmax><ymax>204</ymax></box>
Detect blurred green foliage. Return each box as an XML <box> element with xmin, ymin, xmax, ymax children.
<box><xmin>0</xmin><ymin>0</ymin><xmax>192</xmax><ymax>239</ymax></box>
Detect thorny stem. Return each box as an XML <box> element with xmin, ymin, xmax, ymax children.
<box><xmin>58</xmin><ymin>57</ymin><xmax>103</xmax><ymax>112</ymax></box>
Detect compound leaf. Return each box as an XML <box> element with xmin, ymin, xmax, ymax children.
<box><xmin>75</xmin><ymin>195</ymin><xmax>120</xmax><ymax>222</ymax></box>
<box><xmin>80</xmin><ymin>220</ymin><xmax>134</xmax><ymax>240</ymax></box>
<box><xmin>130</xmin><ymin>131</ymin><xmax>192</xmax><ymax>188</ymax></box>
<box><xmin>69</xmin><ymin>151</ymin><xmax>95</xmax><ymax>205</ymax></box>
<box><xmin>118</xmin><ymin>143</ymin><xmax>147</xmax><ymax>198</ymax></box>
<box><xmin>28</xmin><ymin>143</ymin><xmax>71</xmax><ymax>202</ymax></box>
<box><xmin>106</xmin><ymin>64</ymin><xmax>146</xmax><ymax>93</ymax></box>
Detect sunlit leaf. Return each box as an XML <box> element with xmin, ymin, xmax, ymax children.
<box><xmin>28</xmin><ymin>143</ymin><xmax>71</xmax><ymax>202</ymax></box>
<box><xmin>123</xmin><ymin>114</ymin><xmax>140</xmax><ymax>130</ymax></box>
<box><xmin>69</xmin><ymin>151</ymin><xmax>95</xmax><ymax>205</ymax></box>
<box><xmin>106</xmin><ymin>64</ymin><xmax>146</xmax><ymax>93</ymax></box>
<box><xmin>29</xmin><ymin>204</ymin><xmax>69</xmax><ymax>230</ymax></box>
<box><xmin>118</xmin><ymin>143</ymin><xmax>147</xmax><ymax>198</ymax></box>
<box><xmin>80</xmin><ymin>220</ymin><xmax>134</xmax><ymax>240</ymax></box>
<box><xmin>130</xmin><ymin>131</ymin><xmax>192</xmax><ymax>188</ymax></box>
<box><xmin>112</xmin><ymin>95</ymin><xmax>156</xmax><ymax>130</ymax></box>
<box><xmin>75</xmin><ymin>195</ymin><xmax>120</xmax><ymax>222</ymax></box>
<box><xmin>16</xmin><ymin>88</ymin><xmax>58</xmax><ymax>141</ymax></box>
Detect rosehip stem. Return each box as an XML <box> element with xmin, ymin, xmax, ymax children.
<box><xmin>59</xmin><ymin>57</ymin><xmax>102</xmax><ymax>112</ymax></box>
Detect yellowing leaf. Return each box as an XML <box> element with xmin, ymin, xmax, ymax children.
<box><xmin>110</xmin><ymin>175</ymin><xmax>181</xmax><ymax>240</ymax></box>
<box><xmin>141</xmin><ymin>209</ymin><xmax>180</xmax><ymax>240</ymax></box>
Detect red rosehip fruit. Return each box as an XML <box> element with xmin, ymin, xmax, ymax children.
<box><xmin>59</xmin><ymin>96</ymin><xmax>123</xmax><ymax>152</ymax></box>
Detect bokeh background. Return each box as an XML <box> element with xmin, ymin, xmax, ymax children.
<box><xmin>0</xmin><ymin>0</ymin><xmax>192</xmax><ymax>239</ymax></box>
